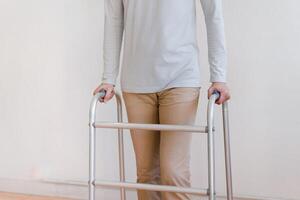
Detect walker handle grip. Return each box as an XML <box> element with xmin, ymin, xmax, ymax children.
<box><xmin>212</xmin><ymin>90</ymin><xmax>221</xmax><ymax>101</ymax></box>
<box><xmin>98</xmin><ymin>89</ymin><xmax>107</xmax><ymax>98</ymax></box>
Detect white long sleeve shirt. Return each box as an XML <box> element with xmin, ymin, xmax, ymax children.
<box><xmin>101</xmin><ymin>0</ymin><xmax>227</xmax><ymax>93</ymax></box>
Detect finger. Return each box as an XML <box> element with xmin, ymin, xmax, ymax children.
<box><xmin>207</xmin><ymin>87</ymin><xmax>215</xmax><ymax>99</ymax></box>
<box><xmin>103</xmin><ymin>88</ymin><xmax>114</xmax><ymax>102</ymax></box>
<box><xmin>104</xmin><ymin>93</ymin><xmax>114</xmax><ymax>103</ymax></box>
<box><xmin>216</xmin><ymin>91</ymin><xmax>226</xmax><ymax>104</ymax></box>
<box><xmin>221</xmin><ymin>91</ymin><xmax>230</xmax><ymax>102</ymax></box>
<box><xmin>93</xmin><ymin>87</ymin><xmax>99</xmax><ymax>96</ymax></box>
<box><xmin>105</xmin><ymin>89</ymin><xmax>114</xmax><ymax>100</ymax></box>
<box><xmin>211</xmin><ymin>88</ymin><xmax>222</xmax><ymax>103</ymax></box>
<box><xmin>94</xmin><ymin>85</ymin><xmax>104</xmax><ymax>96</ymax></box>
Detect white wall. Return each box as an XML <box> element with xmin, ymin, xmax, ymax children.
<box><xmin>0</xmin><ymin>0</ymin><xmax>300</xmax><ymax>199</ymax></box>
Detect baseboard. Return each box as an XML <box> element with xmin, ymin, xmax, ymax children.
<box><xmin>0</xmin><ymin>177</ymin><xmax>294</xmax><ymax>200</ymax></box>
<box><xmin>0</xmin><ymin>177</ymin><xmax>86</xmax><ymax>200</ymax></box>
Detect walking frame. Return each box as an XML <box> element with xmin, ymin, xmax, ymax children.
<box><xmin>88</xmin><ymin>89</ymin><xmax>233</xmax><ymax>200</ymax></box>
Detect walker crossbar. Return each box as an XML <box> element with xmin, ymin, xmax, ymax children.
<box><xmin>88</xmin><ymin>89</ymin><xmax>233</xmax><ymax>200</ymax></box>
<box><xmin>92</xmin><ymin>121</ymin><xmax>210</xmax><ymax>133</ymax></box>
<box><xmin>95</xmin><ymin>180</ymin><xmax>208</xmax><ymax>196</ymax></box>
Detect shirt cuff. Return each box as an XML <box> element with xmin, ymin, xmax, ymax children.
<box><xmin>210</xmin><ymin>74</ymin><xmax>227</xmax><ymax>83</ymax></box>
<box><xmin>101</xmin><ymin>76</ymin><xmax>116</xmax><ymax>86</ymax></box>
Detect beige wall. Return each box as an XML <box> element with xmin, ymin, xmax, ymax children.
<box><xmin>0</xmin><ymin>0</ymin><xmax>299</xmax><ymax>199</ymax></box>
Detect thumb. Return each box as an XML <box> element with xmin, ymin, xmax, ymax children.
<box><xmin>207</xmin><ymin>86</ymin><xmax>215</xmax><ymax>99</ymax></box>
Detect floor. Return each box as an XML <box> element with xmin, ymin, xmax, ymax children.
<box><xmin>0</xmin><ymin>192</ymin><xmax>75</xmax><ymax>200</ymax></box>
<box><xmin>0</xmin><ymin>191</ymin><xmax>255</xmax><ymax>200</ymax></box>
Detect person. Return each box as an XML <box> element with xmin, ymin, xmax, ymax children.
<box><xmin>93</xmin><ymin>0</ymin><xmax>230</xmax><ymax>199</ymax></box>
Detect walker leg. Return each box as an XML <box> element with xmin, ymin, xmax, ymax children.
<box><xmin>207</xmin><ymin>96</ymin><xmax>217</xmax><ymax>200</ymax></box>
<box><xmin>89</xmin><ymin>124</ymin><xmax>96</xmax><ymax>200</ymax></box>
<box><xmin>116</xmin><ymin>95</ymin><xmax>126</xmax><ymax>200</ymax></box>
<box><xmin>207</xmin><ymin>127</ymin><xmax>216</xmax><ymax>200</ymax></box>
<box><xmin>222</xmin><ymin>102</ymin><xmax>233</xmax><ymax>200</ymax></box>
<box><xmin>89</xmin><ymin>94</ymin><xmax>102</xmax><ymax>200</ymax></box>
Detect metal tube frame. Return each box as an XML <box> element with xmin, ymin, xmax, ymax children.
<box><xmin>88</xmin><ymin>89</ymin><xmax>233</xmax><ymax>200</ymax></box>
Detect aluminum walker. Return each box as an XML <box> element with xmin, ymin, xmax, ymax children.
<box><xmin>88</xmin><ymin>89</ymin><xmax>233</xmax><ymax>200</ymax></box>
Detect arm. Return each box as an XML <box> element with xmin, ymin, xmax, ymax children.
<box><xmin>101</xmin><ymin>0</ymin><xmax>124</xmax><ymax>86</ymax></box>
<box><xmin>199</xmin><ymin>0</ymin><xmax>230</xmax><ymax>104</ymax></box>
<box><xmin>199</xmin><ymin>0</ymin><xmax>227</xmax><ymax>83</ymax></box>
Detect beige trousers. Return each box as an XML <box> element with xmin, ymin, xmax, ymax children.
<box><xmin>122</xmin><ymin>86</ymin><xmax>201</xmax><ymax>200</ymax></box>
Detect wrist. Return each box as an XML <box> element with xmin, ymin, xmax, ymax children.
<box><xmin>212</xmin><ymin>82</ymin><xmax>226</xmax><ymax>85</ymax></box>
<box><xmin>101</xmin><ymin>82</ymin><xmax>115</xmax><ymax>87</ymax></box>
